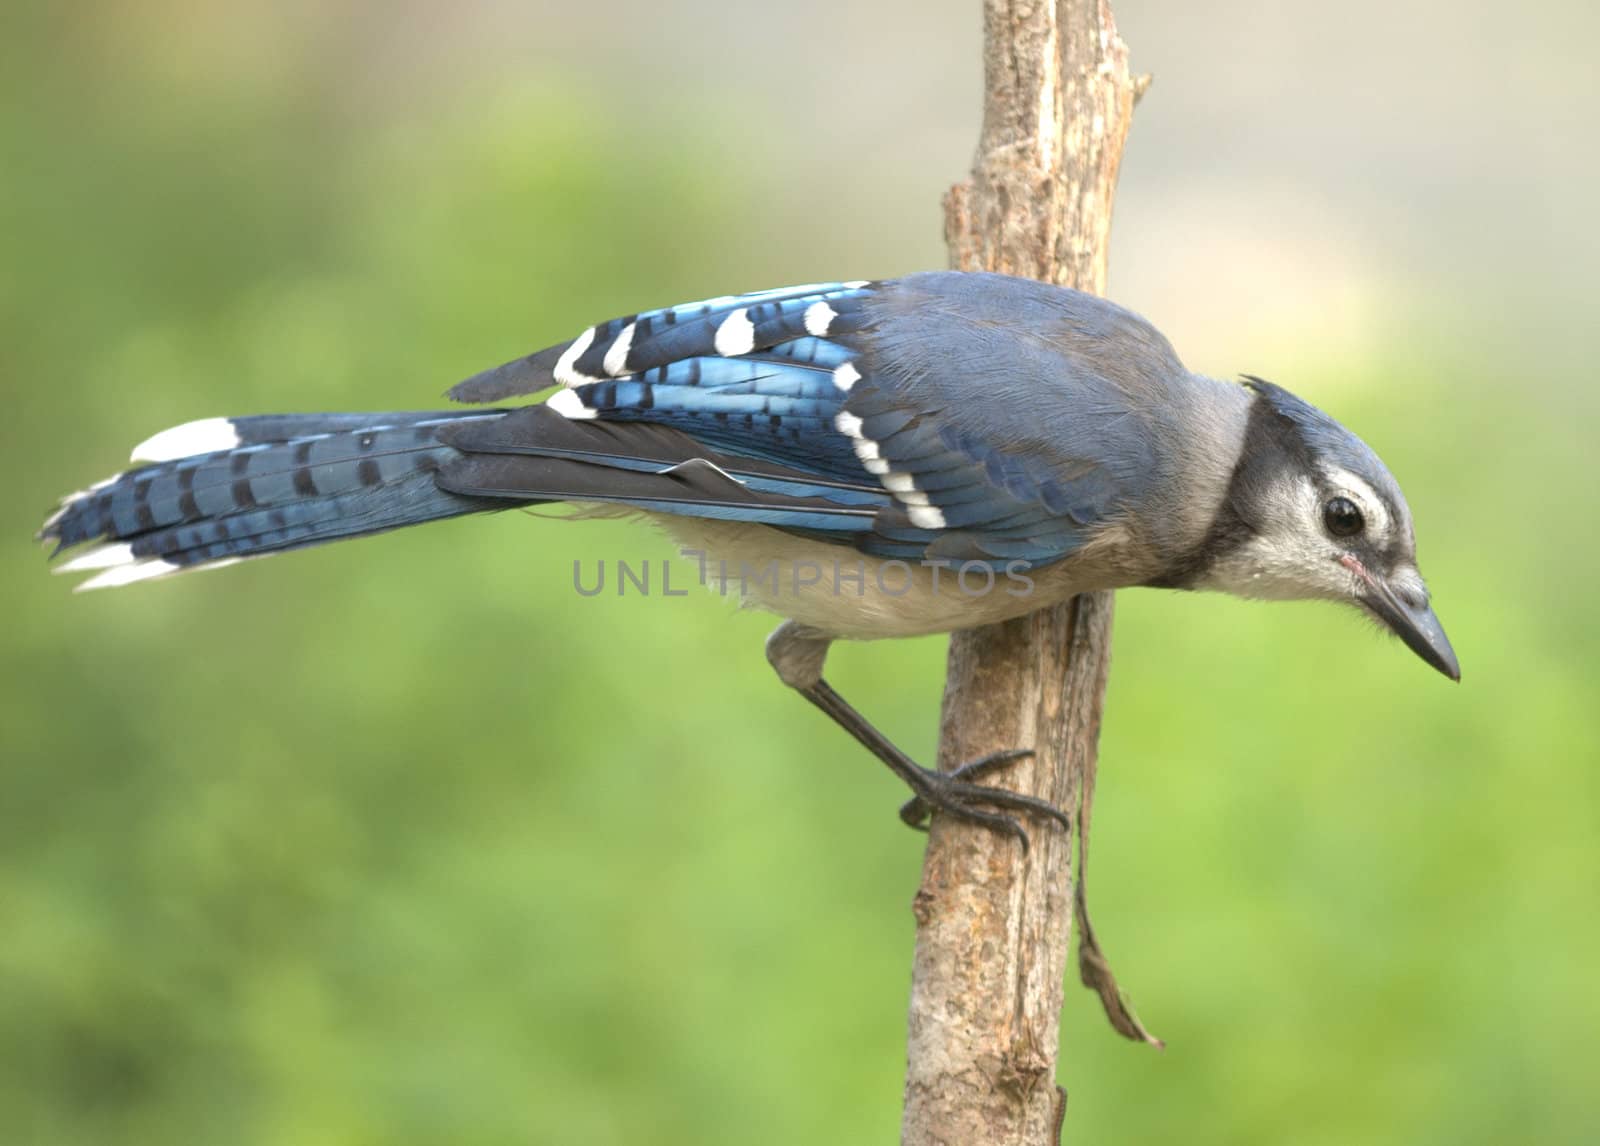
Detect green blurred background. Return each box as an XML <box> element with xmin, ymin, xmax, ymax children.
<box><xmin>3</xmin><ymin>2</ymin><xmax>1596</xmax><ymax>1143</ymax></box>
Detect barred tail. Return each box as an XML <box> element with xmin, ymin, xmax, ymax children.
<box><xmin>40</xmin><ymin>410</ymin><xmax>507</xmax><ymax>590</ymax></box>
<box><xmin>43</xmin><ymin>401</ymin><xmax>892</xmax><ymax>591</ymax></box>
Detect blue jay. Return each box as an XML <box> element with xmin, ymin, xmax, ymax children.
<box><xmin>40</xmin><ymin>272</ymin><xmax>1458</xmax><ymax>844</ymax></box>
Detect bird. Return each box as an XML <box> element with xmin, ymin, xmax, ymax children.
<box><xmin>38</xmin><ymin>271</ymin><xmax>1458</xmax><ymax>846</ymax></box>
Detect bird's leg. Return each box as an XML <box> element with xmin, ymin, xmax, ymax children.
<box><xmin>765</xmin><ymin>621</ymin><xmax>1068</xmax><ymax>851</ymax></box>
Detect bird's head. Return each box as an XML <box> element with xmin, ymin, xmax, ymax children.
<box><xmin>1199</xmin><ymin>377</ymin><xmax>1459</xmax><ymax>681</ymax></box>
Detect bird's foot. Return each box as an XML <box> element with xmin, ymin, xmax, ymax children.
<box><xmin>897</xmin><ymin>749</ymin><xmax>1069</xmax><ymax>852</ymax></box>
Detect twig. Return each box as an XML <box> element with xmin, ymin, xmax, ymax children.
<box><xmin>901</xmin><ymin>3</ymin><xmax>1153</xmax><ymax>1143</ymax></box>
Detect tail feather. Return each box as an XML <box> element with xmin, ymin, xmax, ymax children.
<box><xmin>130</xmin><ymin>410</ymin><xmax>496</xmax><ymax>461</ymax></box>
<box><xmin>42</xmin><ymin>412</ymin><xmax>508</xmax><ymax>589</ymax></box>
<box><xmin>42</xmin><ymin>402</ymin><xmax>895</xmax><ymax>591</ymax></box>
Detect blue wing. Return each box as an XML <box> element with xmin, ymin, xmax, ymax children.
<box><xmin>446</xmin><ymin>273</ymin><xmax>1171</xmax><ymax>569</ymax></box>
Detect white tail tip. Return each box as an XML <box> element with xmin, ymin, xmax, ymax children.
<box><xmin>56</xmin><ymin>542</ymin><xmax>137</xmax><ymax>574</ymax></box>
<box><xmin>131</xmin><ymin>417</ymin><xmax>240</xmax><ymax>463</ymax></box>
<box><xmin>73</xmin><ymin>558</ymin><xmax>180</xmax><ymax>592</ymax></box>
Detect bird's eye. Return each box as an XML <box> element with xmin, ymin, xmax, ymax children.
<box><xmin>1323</xmin><ymin>496</ymin><xmax>1365</xmax><ymax>538</ymax></box>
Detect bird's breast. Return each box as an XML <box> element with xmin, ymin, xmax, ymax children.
<box><xmin>651</xmin><ymin>516</ymin><xmax>1146</xmax><ymax>639</ymax></box>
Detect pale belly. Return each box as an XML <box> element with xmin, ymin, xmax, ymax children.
<box><xmin>653</xmin><ymin>516</ymin><xmax>1128</xmax><ymax>639</ymax></box>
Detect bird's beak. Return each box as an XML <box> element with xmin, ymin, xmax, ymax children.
<box><xmin>1340</xmin><ymin>555</ymin><xmax>1460</xmax><ymax>681</ymax></box>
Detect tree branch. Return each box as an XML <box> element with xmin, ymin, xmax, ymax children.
<box><xmin>901</xmin><ymin>3</ymin><xmax>1153</xmax><ymax>1143</ymax></box>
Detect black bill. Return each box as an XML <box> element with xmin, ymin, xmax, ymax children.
<box><xmin>1342</xmin><ymin>556</ymin><xmax>1460</xmax><ymax>681</ymax></box>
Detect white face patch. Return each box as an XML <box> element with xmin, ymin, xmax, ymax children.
<box><xmin>1199</xmin><ymin>464</ymin><xmax>1418</xmax><ymax>607</ymax></box>
<box><xmin>1200</xmin><ymin>474</ymin><xmax>1355</xmax><ymax>601</ymax></box>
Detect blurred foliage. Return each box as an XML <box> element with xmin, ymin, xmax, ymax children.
<box><xmin>2</xmin><ymin>8</ymin><xmax>1597</xmax><ymax>1146</ymax></box>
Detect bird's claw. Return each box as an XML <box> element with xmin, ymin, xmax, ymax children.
<box><xmin>897</xmin><ymin>749</ymin><xmax>1069</xmax><ymax>853</ymax></box>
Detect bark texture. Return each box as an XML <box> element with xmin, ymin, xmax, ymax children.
<box><xmin>901</xmin><ymin>3</ymin><xmax>1153</xmax><ymax>1143</ymax></box>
